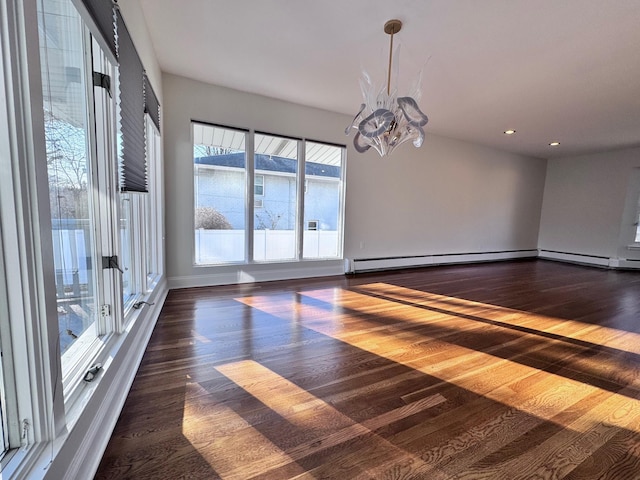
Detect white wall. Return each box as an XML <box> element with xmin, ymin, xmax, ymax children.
<box><xmin>538</xmin><ymin>147</ymin><xmax>640</xmax><ymax>263</ymax></box>
<box><xmin>163</xmin><ymin>73</ymin><xmax>547</xmax><ymax>286</ymax></box>
<box><xmin>346</xmin><ymin>133</ymin><xmax>546</xmax><ymax>259</ymax></box>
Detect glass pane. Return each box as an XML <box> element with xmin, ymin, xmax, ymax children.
<box><xmin>120</xmin><ymin>194</ymin><xmax>132</xmax><ymax>302</ymax></box>
<box><xmin>145</xmin><ymin>119</ymin><xmax>158</xmax><ymax>280</ymax></box>
<box><xmin>254</xmin><ymin>134</ymin><xmax>298</xmax><ymax>261</ymax></box>
<box><xmin>38</xmin><ymin>0</ymin><xmax>99</xmax><ymax>357</ymax></box>
<box><xmin>303</xmin><ymin>142</ymin><xmax>343</xmax><ymax>259</ymax></box>
<box><xmin>0</xmin><ymin>240</ymin><xmax>8</xmax><ymax>455</ymax></box>
<box><xmin>193</xmin><ymin>123</ymin><xmax>246</xmax><ymax>264</ymax></box>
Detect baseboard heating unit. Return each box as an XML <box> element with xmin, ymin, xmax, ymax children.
<box><xmin>538</xmin><ymin>250</ymin><xmax>640</xmax><ymax>270</ymax></box>
<box><xmin>345</xmin><ymin>249</ymin><xmax>538</xmax><ymax>274</ymax></box>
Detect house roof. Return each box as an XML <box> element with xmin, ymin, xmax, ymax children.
<box><xmin>195</xmin><ymin>153</ymin><xmax>341</xmax><ymax>179</ymax></box>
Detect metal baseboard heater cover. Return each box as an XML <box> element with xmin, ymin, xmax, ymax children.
<box><xmin>346</xmin><ymin>250</ymin><xmax>538</xmax><ymax>273</ymax></box>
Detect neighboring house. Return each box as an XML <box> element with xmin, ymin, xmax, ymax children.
<box><xmin>194</xmin><ymin>152</ymin><xmax>341</xmax><ymax>231</ymax></box>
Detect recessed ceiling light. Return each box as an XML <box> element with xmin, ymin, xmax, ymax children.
<box><xmin>549</xmin><ymin>141</ymin><xmax>561</xmax><ymax>146</ymax></box>
<box><xmin>503</xmin><ymin>129</ymin><xmax>516</xmax><ymax>135</ymax></box>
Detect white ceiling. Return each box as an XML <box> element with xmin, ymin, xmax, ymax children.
<box><xmin>138</xmin><ymin>0</ymin><xmax>640</xmax><ymax>159</ymax></box>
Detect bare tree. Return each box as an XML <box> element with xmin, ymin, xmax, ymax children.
<box><xmin>44</xmin><ymin>110</ymin><xmax>90</xmax><ymax>220</ymax></box>
<box><xmin>193</xmin><ymin>144</ymin><xmax>236</xmax><ymax>158</ymax></box>
<box><xmin>256</xmin><ymin>208</ymin><xmax>283</xmax><ymax>230</ymax></box>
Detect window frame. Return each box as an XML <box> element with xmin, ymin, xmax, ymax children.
<box><xmin>193</xmin><ymin>123</ymin><xmax>248</xmax><ymax>265</ymax></box>
<box><xmin>0</xmin><ymin>0</ymin><xmax>165</xmax><ymax>476</ymax></box>
<box><xmin>38</xmin><ymin>2</ymin><xmax>125</xmax><ymax>399</ymax></box>
<box><xmin>0</xmin><ymin>0</ymin><xmax>62</xmax><ymax>465</ymax></box>
<box><xmin>192</xmin><ymin>122</ymin><xmax>346</xmax><ymax>266</ymax></box>
<box><xmin>145</xmin><ymin>115</ymin><xmax>163</xmax><ymax>289</ymax></box>
<box><xmin>634</xmin><ymin>198</ymin><xmax>640</xmax><ymax>244</ymax></box>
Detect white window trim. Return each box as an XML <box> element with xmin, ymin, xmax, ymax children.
<box><xmin>145</xmin><ymin>115</ymin><xmax>163</xmax><ymax>289</ymax></box>
<box><xmin>1</xmin><ymin>0</ymin><xmax>168</xmax><ymax>478</ymax></box>
<box><xmin>192</xmin><ymin>124</ymin><xmax>346</xmax><ymax>266</ymax></box>
<box><xmin>0</xmin><ymin>0</ymin><xmax>61</xmax><ymax>469</ymax></box>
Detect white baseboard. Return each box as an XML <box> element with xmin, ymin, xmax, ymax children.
<box><xmin>613</xmin><ymin>258</ymin><xmax>640</xmax><ymax>269</ymax></box>
<box><xmin>347</xmin><ymin>250</ymin><xmax>538</xmax><ymax>273</ymax></box>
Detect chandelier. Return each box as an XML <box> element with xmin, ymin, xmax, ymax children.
<box><xmin>345</xmin><ymin>19</ymin><xmax>428</xmax><ymax>157</ymax></box>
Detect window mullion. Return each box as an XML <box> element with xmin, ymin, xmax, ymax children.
<box><xmin>246</xmin><ymin>131</ymin><xmax>255</xmax><ymax>263</ymax></box>
<box><xmin>296</xmin><ymin>140</ymin><xmax>305</xmax><ymax>260</ymax></box>
<box><xmin>337</xmin><ymin>148</ymin><xmax>347</xmax><ymax>258</ymax></box>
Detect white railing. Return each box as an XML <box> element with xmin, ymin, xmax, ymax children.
<box><xmin>194</xmin><ymin>229</ymin><xmax>339</xmax><ymax>264</ymax></box>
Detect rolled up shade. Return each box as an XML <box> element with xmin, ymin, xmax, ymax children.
<box><xmin>116</xmin><ymin>8</ymin><xmax>146</xmax><ymax>192</ymax></box>
<box><xmin>81</xmin><ymin>0</ymin><xmax>117</xmax><ymax>58</ymax></box>
<box><xmin>144</xmin><ymin>73</ymin><xmax>160</xmax><ymax>133</ymax></box>
<box><xmin>82</xmin><ymin>0</ymin><xmax>160</xmax><ymax>192</ymax></box>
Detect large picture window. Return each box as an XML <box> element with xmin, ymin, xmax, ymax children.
<box><xmin>192</xmin><ymin>122</ymin><xmax>345</xmax><ymax>265</ymax></box>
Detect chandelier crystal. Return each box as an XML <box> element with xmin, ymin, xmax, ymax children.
<box><xmin>345</xmin><ymin>19</ymin><xmax>428</xmax><ymax>157</ymax></box>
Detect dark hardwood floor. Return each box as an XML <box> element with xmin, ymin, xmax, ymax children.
<box><xmin>94</xmin><ymin>259</ymin><xmax>640</xmax><ymax>479</ymax></box>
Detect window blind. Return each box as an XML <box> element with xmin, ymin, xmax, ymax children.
<box><xmin>116</xmin><ymin>8</ymin><xmax>147</xmax><ymax>192</ymax></box>
<box><xmin>81</xmin><ymin>0</ymin><xmax>117</xmax><ymax>58</ymax></box>
<box><xmin>144</xmin><ymin>73</ymin><xmax>160</xmax><ymax>133</ymax></box>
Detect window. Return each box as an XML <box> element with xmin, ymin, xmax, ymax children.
<box><xmin>0</xmin><ymin>235</ymin><xmax>10</xmax><ymax>459</ymax></box>
<box><xmin>145</xmin><ymin>116</ymin><xmax>163</xmax><ymax>286</ymax></box>
<box><xmin>39</xmin><ymin>0</ymin><xmax>107</xmax><ymax>371</ymax></box>
<box><xmin>193</xmin><ymin>123</ymin><xmax>247</xmax><ymax>264</ymax></box>
<box><xmin>254</xmin><ymin>175</ymin><xmax>264</xmax><ymax>196</ymax></box>
<box><xmin>120</xmin><ymin>194</ymin><xmax>133</xmax><ymax>304</ymax></box>
<box><xmin>192</xmin><ymin>122</ymin><xmax>345</xmax><ymax>265</ymax></box>
<box><xmin>254</xmin><ymin>133</ymin><xmax>298</xmax><ymax>261</ymax></box>
<box><xmin>303</xmin><ymin>142</ymin><xmax>344</xmax><ymax>259</ymax></box>
<box><xmin>1</xmin><ymin>0</ymin><xmax>164</xmax><ymax>473</ymax></box>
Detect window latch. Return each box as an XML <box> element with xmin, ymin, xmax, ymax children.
<box><xmin>84</xmin><ymin>363</ymin><xmax>102</xmax><ymax>382</ymax></box>
<box><xmin>102</xmin><ymin>255</ymin><xmax>124</xmax><ymax>274</ymax></box>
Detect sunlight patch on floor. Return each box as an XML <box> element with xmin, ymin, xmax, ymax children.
<box><xmin>235</xmin><ymin>286</ymin><xmax>640</xmax><ymax>434</ymax></box>
<box><xmin>213</xmin><ymin>359</ymin><xmax>446</xmax><ymax>477</ymax></box>
<box><xmin>181</xmin><ymin>380</ymin><xmax>306</xmax><ymax>479</ymax></box>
